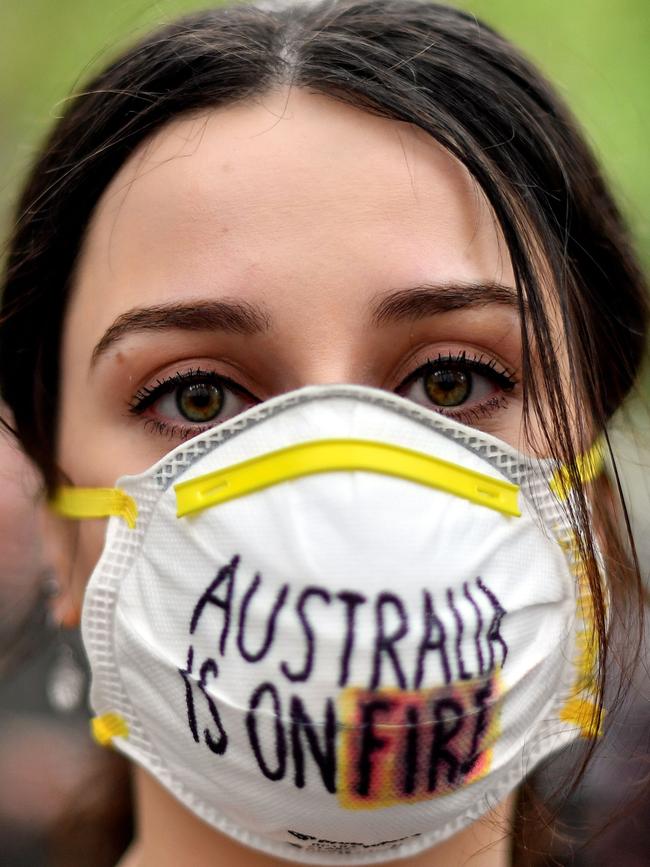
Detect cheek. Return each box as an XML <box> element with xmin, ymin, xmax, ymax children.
<box><xmin>68</xmin><ymin>519</ymin><xmax>109</xmax><ymax>608</ymax></box>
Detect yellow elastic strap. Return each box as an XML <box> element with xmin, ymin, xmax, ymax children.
<box><xmin>559</xmin><ymin>698</ymin><xmax>603</xmax><ymax>739</ymax></box>
<box><xmin>175</xmin><ymin>438</ymin><xmax>521</xmax><ymax>519</ymax></box>
<box><xmin>91</xmin><ymin>712</ymin><xmax>129</xmax><ymax>746</ymax></box>
<box><xmin>52</xmin><ymin>487</ymin><xmax>138</xmax><ymax>529</ymax></box>
<box><xmin>549</xmin><ymin>437</ymin><xmax>606</xmax><ymax>500</ymax></box>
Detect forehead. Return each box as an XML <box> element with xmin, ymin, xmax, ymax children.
<box><xmin>69</xmin><ymin>87</ymin><xmax>513</xmax><ymax>332</ymax></box>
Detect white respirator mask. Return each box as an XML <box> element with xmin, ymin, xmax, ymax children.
<box><xmin>54</xmin><ymin>384</ymin><xmax>604</xmax><ymax>864</ymax></box>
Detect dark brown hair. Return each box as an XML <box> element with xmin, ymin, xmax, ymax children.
<box><xmin>0</xmin><ymin>0</ymin><xmax>647</xmax><ymax>862</ymax></box>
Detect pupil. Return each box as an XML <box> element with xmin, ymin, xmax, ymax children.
<box><xmin>176</xmin><ymin>382</ymin><xmax>224</xmax><ymax>422</ymax></box>
<box><xmin>425</xmin><ymin>367</ymin><xmax>471</xmax><ymax>407</ymax></box>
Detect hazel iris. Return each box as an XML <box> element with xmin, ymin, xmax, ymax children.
<box><xmin>176</xmin><ymin>382</ymin><xmax>224</xmax><ymax>422</ymax></box>
<box><xmin>425</xmin><ymin>367</ymin><xmax>471</xmax><ymax>407</ymax></box>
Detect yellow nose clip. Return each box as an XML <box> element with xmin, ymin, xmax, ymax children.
<box><xmin>174</xmin><ymin>439</ymin><xmax>521</xmax><ymax>519</ymax></box>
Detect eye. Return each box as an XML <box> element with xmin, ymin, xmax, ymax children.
<box><xmin>129</xmin><ymin>368</ymin><xmax>257</xmax><ymax>437</ymax></box>
<box><xmin>397</xmin><ymin>353</ymin><xmax>517</xmax><ymax>422</ymax></box>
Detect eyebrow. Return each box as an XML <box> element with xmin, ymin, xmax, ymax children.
<box><xmin>91</xmin><ymin>282</ymin><xmax>520</xmax><ymax>365</ymax></box>
<box><xmin>370</xmin><ymin>282</ymin><xmax>521</xmax><ymax>325</ymax></box>
<box><xmin>91</xmin><ymin>299</ymin><xmax>271</xmax><ymax>366</ymax></box>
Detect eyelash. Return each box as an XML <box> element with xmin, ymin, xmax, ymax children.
<box><xmin>128</xmin><ymin>352</ymin><xmax>518</xmax><ymax>440</ymax></box>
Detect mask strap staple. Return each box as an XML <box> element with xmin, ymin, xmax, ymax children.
<box><xmin>91</xmin><ymin>712</ymin><xmax>129</xmax><ymax>746</ymax></box>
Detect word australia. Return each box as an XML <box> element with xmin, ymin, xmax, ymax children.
<box><xmin>184</xmin><ymin>554</ymin><xmax>507</xmax><ymax>692</ymax></box>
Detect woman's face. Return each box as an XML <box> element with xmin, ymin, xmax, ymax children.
<box><xmin>57</xmin><ymin>87</ymin><xmax>558</xmax><ymax>604</ymax></box>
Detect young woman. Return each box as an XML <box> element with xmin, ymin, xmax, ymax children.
<box><xmin>1</xmin><ymin>2</ymin><xmax>647</xmax><ymax>865</ymax></box>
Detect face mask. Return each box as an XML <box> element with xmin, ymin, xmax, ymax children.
<box><xmin>54</xmin><ymin>385</ymin><xmax>604</xmax><ymax>864</ymax></box>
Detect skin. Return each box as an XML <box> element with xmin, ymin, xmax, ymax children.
<box><xmin>54</xmin><ymin>86</ymin><xmax>567</xmax><ymax>866</ymax></box>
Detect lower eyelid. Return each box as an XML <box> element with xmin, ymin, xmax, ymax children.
<box><xmin>442</xmin><ymin>394</ymin><xmax>510</xmax><ymax>421</ymax></box>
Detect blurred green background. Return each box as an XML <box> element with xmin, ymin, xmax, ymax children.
<box><xmin>0</xmin><ymin>0</ymin><xmax>648</xmax><ymax>270</ymax></box>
